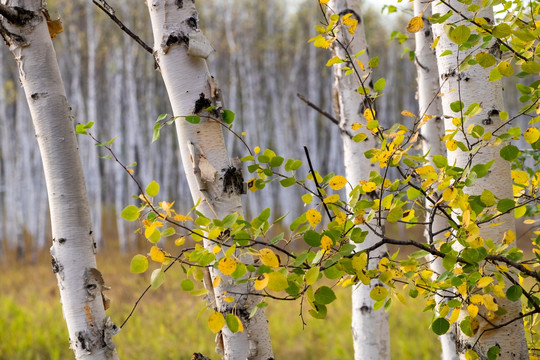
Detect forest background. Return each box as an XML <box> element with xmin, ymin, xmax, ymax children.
<box><xmin>0</xmin><ymin>0</ymin><xmax>533</xmax><ymax>359</ymax></box>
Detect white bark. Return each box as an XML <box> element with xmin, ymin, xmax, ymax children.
<box><xmin>329</xmin><ymin>1</ymin><xmax>390</xmax><ymax>359</ymax></box>
<box><xmin>0</xmin><ymin>2</ymin><xmax>119</xmax><ymax>359</ymax></box>
<box><xmin>147</xmin><ymin>1</ymin><xmax>273</xmax><ymax>359</ymax></box>
<box><xmin>414</xmin><ymin>2</ymin><xmax>458</xmax><ymax>359</ymax></box>
<box><xmin>432</xmin><ymin>1</ymin><xmax>528</xmax><ymax>358</ymax></box>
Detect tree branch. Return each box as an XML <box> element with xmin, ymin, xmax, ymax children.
<box><xmin>304</xmin><ymin>146</ymin><xmax>333</xmax><ymax>221</ymax></box>
<box><xmin>92</xmin><ymin>0</ymin><xmax>153</xmax><ymax>55</ymax></box>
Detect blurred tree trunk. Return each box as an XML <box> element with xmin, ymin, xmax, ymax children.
<box><xmin>328</xmin><ymin>1</ymin><xmax>391</xmax><ymax>359</ymax></box>
<box><xmin>0</xmin><ymin>1</ymin><xmax>119</xmax><ymax>358</ymax></box>
<box><xmin>147</xmin><ymin>1</ymin><xmax>273</xmax><ymax>359</ymax></box>
<box><xmin>413</xmin><ymin>1</ymin><xmax>458</xmax><ymax>359</ymax></box>
<box><xmin>432</xmin><ymin>1</ymin><xmax>528</xmax><ymax>358</ymax></box>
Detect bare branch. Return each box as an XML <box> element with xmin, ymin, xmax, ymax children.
<box><xmin>92</xmin><ymin>0</ymin><xmax>153</xmax><ymax>55</ymax></box>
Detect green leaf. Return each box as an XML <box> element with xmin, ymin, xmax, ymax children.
<box><xmin>161</xmin><ymin>227</ymin><xmax>176</xmax><ymax>237</ymax></box>
<box><xmin>185</xmin><ymin>115</ymin><xmax>200</xmax><ymax>124</ymax></box>
<box><xmin>432</xmin><ymin>317</ymin><xmax>450</xmax><ymax>335</ymax></box>
<box><xmin>314</xmin><ymin>286</ymin><xmax>337</xmax><ymax>305</ymax></box>
<box><xmin>500</xmin><ymin>144</ymin><xmax>519</xmax><ymax>161</ymax></box>
<box><xmin>269</xmin><ymin>156</ymin><xmax>284</xmax><ymax>168</ymax></box>
<box><xmin>308</xmin><ymin>303</ymin><xmax>327</xmax><ymax>319</ymax></box>
<box><xmin>181</xmin><ymin>279</ymin><xmax>195</xmax><ymax>291</ymax></box>
<box><xmin>497</xmin><ymin>198</ymin><xmax>515</xmax><ymax>213</ymax></box>
<box><xmin>387</xmin><ymin>207</ymin><xmax>403</xmax><ymax>223</ymax></box>
<box><xmin>492</xmin><ymin>23</ymin><xmax>511</xmax><ymax>38</ymax></box>
<box><xmin>225</xmin><ymin>313</ymin><xmax>241</xmax><ymax>333</ymax></box>
<box><xmin>146</xmin><ymin>180</ymin><xmax>160</xmax><ymax>197</ymax></box>
<box><xmin>487</xmin><ymin>345</ymin><xmax>500</xmax><ymax>360</ymax></box>
<box><xmin>304</xmin><ymin>230</ymin><xmax>321</xmax><ymax>247</ymax></box>
<box><xmin>121</xmin><ymin>205</ymin><xmax>140</xmax><ymax>221</ymax></box>
<box><xmin>305</xmin><ymin>267</ymin><xmax>320</xmax><ymax>285</ymax></box>
<box><xmin>489</xmin><ymin>67</ymin><xmax>502</xmax><ymax>81</ymax></box>
<box><xmin>152</xmin><ymin>123</ymin><xmax>162</xmax><ymax>142</ymax></box>
<box><xmin>505</xmin><ymin>285</ymin><xmax>522</xmax><ymax>301</ymax></box>
<box><xmin>280</xmin><ymin>177</ymin><xmax>296</xmax><ymax>187</ymax></box>
<box><xmin>475</xmin><ymin>52</ymin><xmax>497</xmax><ymax>68</ymax></box>
<box><xmin>459</xmin><ymin>317</ymin><xmax>474</xmax><ymax>337</ymax></box>
<box><xmin>221</xmin><ymin>109</ymin><xmax>235</xmax><ymax>124</ymax></box>
<box><xmin>449</xmin><ymin>25</ymin><xmax>471</xmax><ymax>45</ymax></box>
<box><xmin>374</xmin><ymin>78</ymin><xmax>386</xmax><ymax>92</ymax></box>
<box><xmin>130</xmin><ymin>254</ymin><xmax>148</xmax><ymax>273</ymax></box>
<box><xmin>352</xmin><ymin>133</ymin><xmax>367</xmax><ymax>143</ymax></box>
<box><xmin>370</xmin><ymin>286</ymin><xmax>388</xmax><ymax>301</ymax></box>
<box><xmin>450</xmin><ymin>100</ymin><xmax>464</xmax><ymax>112</ymax></box>
<box><xmin>150</xmin><ymin>268</ymin><xmax>165</xmax><ymax>289</ymax></box>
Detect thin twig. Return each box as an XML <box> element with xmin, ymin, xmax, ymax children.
<box><xmin>92</xmin><ymin>0</ymin><xmax>153</xmax><ymax>55</ymax></box>
<box><xmin>304</xmin><ymin>146</ymin><xmax>333</xmax><ymax>221</ymax></box>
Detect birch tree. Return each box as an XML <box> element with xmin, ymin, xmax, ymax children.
<box><xmin>328</xmin><ymin>1</ymin><xmax>390</xmax><ymax>358</ymax></box>
<box><xmin>431</xmin><ymin>0</ymin><xmax>528</xmax><ymax>357</ymax></box>
<box><xmin>146</xmin><ymin>1</ymin><xmax>273</xmax><ymax>358</ymax></box>
<box><xmin>413</xmin><ymin>1</ymin><xmax>458</xmax><ymax>358</ymax></box>
<box><xmin>0</xmin><ymin>1</ymin><xmax>119</xmax><ymax>359</ymax></box>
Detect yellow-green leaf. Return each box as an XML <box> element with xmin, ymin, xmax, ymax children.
<box><xmin>208</xmin><ymin>312</ymin><xmax>225</xmax><ymax>333</ymax></box>
<box><xmin>259</xmin><ymin>248</ymin><xmax>279</xmax><ymax>268</ymax></box>
<box><xmin>267</xmin><ymin>271</ymin><xmax>289</xmax><ymax>292</ymax></box>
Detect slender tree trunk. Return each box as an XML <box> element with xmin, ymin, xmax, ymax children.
<box><xmin>147</xmin><ymin>1</ymin><xmax>273</xmax><ymax>359</ymax></box>
<box><xmin>432</xmin><ymin>1</ymin><xmax>528</xmax><ymax>358</ymax></box>
<box><xmin>413</xmin><ymin>2</ymin><xmax>458</xmax><ymax>359</ymax></box>
<box><xmin>0</xmin><ymin>2</ymin><xmax>119</xmax><ymax>358</ymax></box>
<box><xmin>328</xmin><ymin>1</ymin><xmax>390</xmax><ymax>359</ymax></box>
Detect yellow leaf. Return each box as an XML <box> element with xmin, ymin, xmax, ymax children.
<box><xmin>449</xmin><ymin>308</ymin><xmax>460</xmax><ymax>324</ymax></box>
<box><xmin>415</xmin><ymin>165</ymin><xmax>436</xmax><ymax>175</ymax></box>
<box><xmin>364</xmin><ymin>108</ymin><xmax>376</xmax><ymax>121</ymax></box>
<box><xmin>326</xmin><ymin>56</ymin><xmax>342</xmax><ymax>67</ymax></box>
<box><xmin>306</xmin><ymin>208</ymin><xmax>322</xmax><ymax>227</ymax></box>
<box><xmin>213</xmin><ymin>275</ymin><xmax>221</xmax><ymax>288</ymax></box>
<box><xmin>503</xmin><ymin>229</ymin><xmax>516</xmax><ymax>245</ymax></box>
<box><xmin>254</xmin><ymin>146</ymin><xmax>261</xmax><ymax>154</ymax></box>
<box><xmin>342</xmin><ymin>13</ymin><xmax>358</xmax><ymax>34</ymax></box>
<box><xmin>218</xmin><ymin>257</ymin><xmax>237</xmax><ymax>276</ymax></box>
<box><xmin>173</xmin><ymin>214</ymin><xmax>193</xmax><ymax>222</ymax></box>
<box><xmin>323</xmin><ymin>194</ymin><xmax>340</xmax><ymax>203</ymax></box>
<box><xmin>320</xmin><ymin>0</ymin><xmax>329</xmax><ymax>3</ymax></box>
<box><xmin>420</xmin><ymin>270</ymin><xmax>433</xmax><ymax>279</ymax></box>
<box><xmin>442</xmin><ymin>187</ymin><xmax>458</xmax><ymax>202</ymax></box>
<box><xmin>406</xmin><ymin>16</ymin><xmax>424</xmax><ymax>33</ymax></box>
<box><xmin>329</xmin><ymin>175</ymin><xmax>347</xmax><ymax>190</ymax></box>
<box><xmin>247</xmin><ymin>178</ymin><xmax>257</xmax><ymax>193</ymax></box>
<box><xmin>469</xmin><ymin>294</ymin><xmax>484</xmax><ymax>304</ymax></box>
<box><xmin>254</xmin><ymin>274</ymin><xmax>269</xmax><ymax>290</ymax></box>
<box><xmin>150</xmin><ymin>245</ymin><xmax>165</xmax><ymax>263</ymax></box>
<box><xmin>468</xmin><ymin>304</ymin><xmax>479</xmax><ymax>318</ymax></box>
<box><xmin>159</xmin><ymin>201</ymin><xmax>175</xmax><ymax>217</ymax></box>
<box><xmin>511</xmin><ymin>170</ymin><xmax>529</xmax><ymax>186</ymax></box>
<box><xmin>357</xmin><ymin>59</ymin><xmax>365</xmax><ymax>71</ymax></box>
<box><xmin>477</xmin><ymin>276</ymin><xmax>493</xmax><ymax>288</ymax></box>
<box><xmin>213</xmin><ymin>245</ymin><xmax>222</xmax><ymax>254</ymax></box>
<box><xmin>224</xmin><ymin>296</ymin><xmax>235</xmax><ymax>303</ymax></box>
<box><xmin>321</xmin><ymin>235</ymin><xmax>333</xmax><ymax>251</ymax></box>
<box><xmin>483</xmin><ymin>294</ymin><xmax>498</xmax><ymax>312</ymax></box>
<box><xmin>351</xmin><ymin>122</ymin><xmax>362</xmax><ymax>130</ymax></box>
<box><xmin>259</xmin><ymin>248</ymin><xmax>279</xmax><ymax>268</ymax></box>
<box><xmin>446</xmin><ymin>139</ymin><xmax>458</xmax><ymax>151</ymax></box>
<box><xmin>360</xmin><ymin>181</ymin><xmax>377</xmax><ymax>192</ymax></box>
<box><xmin>174</xmin><ymin>237</ymin><xmax>185</xmax><ymax>246</ymax></box>
<box><xmin>208</xmin><ymin>312</ymin><xmax>225</xmax><ymax>333</ymax></box>
<box><xmin>335</xmin><ymin>211</ymin><xmax>347</xmax><ymax>225</ymax></box>
<box><xmin>352</xmin><ymin>253</ymin><xmax>368</xmax><ymax>272</ymax></box>
<box><xmin>462</xmin><ymin>209</ymin><xmax>471</xmax><ymax>228</ymax></box>
<box><xmin>401</xmin><ymin>110</ymin><xmax>415</xmax><ymax>117</ymax></box>
<box><xmin>524</xmin><ymin>127</ymin><xmax>540</xmax><ymax>144</ymax></box>
<box><xmin>493</xmin><ymin>284</ymin><xmax>505</xmax><ymax>298</ymax></box>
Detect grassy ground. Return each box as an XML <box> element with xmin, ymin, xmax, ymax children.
<box><xmin>0</xmin><ymin>248</ymin><xmax>441</xmax><ymax>360</ymax></box>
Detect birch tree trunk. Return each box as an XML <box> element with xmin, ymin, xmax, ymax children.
<box><xmin>0</xmin><ymin>2</ymin><xmax>119</xmax><ymax>359</ymax></box>
<box><xmin>328</xmin><ymin>1</ymin><xmax>390</xmax><ymax>359</ymax></box>
<box><xmin>414</xmin><ymin>2</ymin><xmax>458</xmax><ymax>359</ymax></box>
<box><xmin>432</xmin><ymin>1</ymin><xmax>528</xmax><ymax>358</ymax></box>
<box><xmin>147</xmin><ymin>1</ymin><xmax>273</xmax><ymax>359</ymax></box>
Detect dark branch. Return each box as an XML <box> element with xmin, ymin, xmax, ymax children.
<box><xmin>304</xmin><ymin>146</ymin><xmax>333</xmax><ymax>222</ymax></box>
<box><xmin>92</xmin><ymin>0</ymin><xmax>153</xmax><ymax>55</ymax></box>
<box><xmin>296</xmin><ymin>93</ymin><xmax>354</xmax><ymax>139</ymax></box>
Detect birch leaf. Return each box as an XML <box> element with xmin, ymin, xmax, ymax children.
<box><xmin>259</xmin><ymin>248</ymin><xmax>279</xmax><ymax>268</ymax></box>
<box><xmin>267</xmin><ymin>271</ymin><xmax>288</xmax><ymax>291</ymax></box>
<box><xmin>130</xmin><ymin>254</ymin><xmax>148</xmax><ymax>273</ymax></box>
<box><xmin>208</xmin><ymin>312</ymin><xmax>225</xmax><ymax>333</ymax></box>
<box><xmin>406</xmin><ymin>16</ymin><xmax>424</xmax><ymax>33</ymax></box>
<box><xmin>254</xmin><ymin>274</ymin><xmax>269</xmax><ymax>290</ymax></box>
<box><xmin>121</xmin><ymin>205</ymin><xmax>139</xmax><ymax>221</ymax></box>
<box><xmin>306</xmin><ymin>209</ymin><xmax>322</xmax><ymax>227</ymax></box>
<box><xmin>218</xmin><ymin>257</ymin><xmax>237</xmax><ymax>276</ymax></box>
<box><xmin>524</xmin><ymin>127</ymin><xmax>540</xmax><ymax>144</ymax></box>
<box><xmin>329</xmin><ymin>175</ymin><xmax>347</xmax><ymax>190</ymax></box>
<box><xmin>146</xmin><ymin>180</ymin><xmax>160</xmax><ymax>197</ymax></box>
<box><xmin>150</xmin><ymin>246</ymin><xmax>165</xmax><ymax>263</ymax></box>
